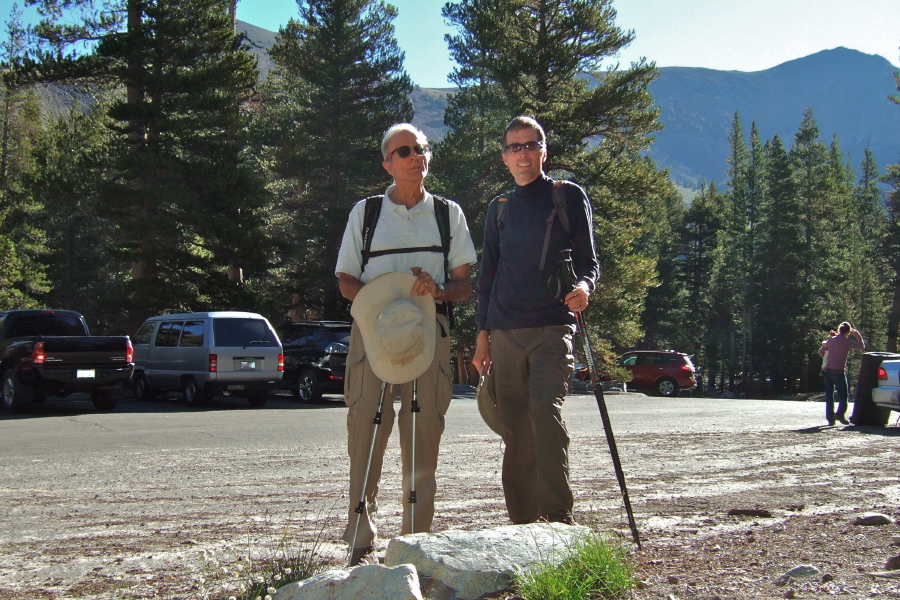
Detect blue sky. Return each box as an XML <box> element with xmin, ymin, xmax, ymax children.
<box><xmin>3</xmin><ymin>0</ymin><xmax>899</xmax><ymax>87</ymax></box>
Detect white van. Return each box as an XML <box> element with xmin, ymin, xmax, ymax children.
<box><xmin>131</xmin><ymin>312</ymin><xmax>283</xmax><ymax>407</ymax></box>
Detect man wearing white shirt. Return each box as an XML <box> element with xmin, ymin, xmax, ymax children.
<box><xmin>335</xmin><ymin>123</ymin><xmax>477</xmax><ymax>565</ymax></box>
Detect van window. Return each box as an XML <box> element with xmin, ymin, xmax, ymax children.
<box><xmin>180</xmin><ymin>321</ymin><xmax>205</xmax><ymax>347</ymax></box>
<box><xmin>133</xmin><ymin>321</ymin><xmax>155</xmax><ymax>345</ymax></box>
<box><xmin>213</xmin><ymin>318</ymin><xmax>278</xmax><ymax>347</ymax></box>
<box><xmin>155</xmin><ymin>322</ymin><xmax>183</xmax><ymax>347</ymax></box>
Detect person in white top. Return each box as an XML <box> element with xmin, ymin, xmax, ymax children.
<box><xmin>335</xmin><ymin>123</ymin><xmax>477</xmax><ymax>565</ymax></box>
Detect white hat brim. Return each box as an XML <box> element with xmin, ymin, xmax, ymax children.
<box><xmin>351</xmin><ymin>272</ymin><xmax>437</xmax><ymax>384</ymax></box>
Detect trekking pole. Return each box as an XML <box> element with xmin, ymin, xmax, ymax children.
<box><xmin>408</xmin><ymin>378</ymin><xmax>420</xmax><ymax>533</ymax></box>
<box><xmin>349</xmin><ymin>381</ymin><xmax>389</xmax><ymax>566</ymax></box>
<box><xmin>576</xmin><ymin>310</ymin><xmax>641</xmax><ymax>548</ymax></box>
<box><xmin>556</xmin><ymin>249</ymin><xmax>640</xmax><ymax>548</ymax></box>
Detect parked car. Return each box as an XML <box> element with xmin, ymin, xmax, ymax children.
<box><xmin>618</xmin><ymin>350</ymin><xmax>697</xmax><ymax>397</ymax></box>
<box><xmin>131</xmin><ymin>312</ymin><xmax>283</xmax><ymax>407</ymax></box>
<box><xmin>873</xmin><ymin>360</ymin><xmax>900</xmax><ymax>412</ymax></box>
<box><xmin>0</xmin><ymin>309</ymin><xmax>134</xmax><ymax>412</ymax></box>
<box><xmin>277</xmin><ymin>321</ymin><xmax>350</xmax><ymax>402</ymax></box>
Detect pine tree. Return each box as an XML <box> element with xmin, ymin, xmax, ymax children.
<box><xmin>26</xmin><ymin>0</ymin><xmax>269</xmax><ymax>329</ymax></box>
<box><xmin>263</xmin><ymin>0</ymin><xmax>413</xmax><ymax>320</ymax></box>
<box><xmin>0</xmin><ymin>5</ymin><xmax>49</xmax><ymax>308</ymax></box>
<box><xmin>436</xmin><ymin>0</ymin><xmax>666</xmax><ymax>361</ymax></box>
<box><xmin>753</xmin><ymin>135</ymin><xmax>807</xmax><ymax>391</ymax></box>
<box><xmin>679</xmin><ymin>181</ymin><xmax>725</xmax><ymax>389</ymax></box>
<box><xmin>29</xmin><ymin>104</ymin><xmax>123</xmax><ymax>331</ymax></box>
<box><xmin>882</xmin><ymin>74</ymin><xmax>900</xmax><ymax>351</ymax></box>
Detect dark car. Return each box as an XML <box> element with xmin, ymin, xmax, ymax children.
<box><xmin>277</xmin><ymin>321</ymin><xmax>350</xmax><ymax>402</ymax></box>
<box><xmin>619</xmin><ymin>350</ymin><xmax>697</xmax><ymax>397</ymax></box>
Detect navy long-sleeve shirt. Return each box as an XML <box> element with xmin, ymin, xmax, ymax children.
<box><xmin>476</xmin><ymin>175</ymin><xmax>600</xmax><ymax>331</ymax></box>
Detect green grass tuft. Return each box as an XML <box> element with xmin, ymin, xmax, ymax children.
<box><xmin>514</xmin><ymin>532</ymin><xmax>636</xmax><ymax>600</ymax></box>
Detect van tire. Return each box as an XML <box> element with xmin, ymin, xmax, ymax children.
<box><xmin>133</xmin><ymin>372</ymin><xmax>156</xmax><ymax>402</ymax></box>
<box><xmin>183</xmin><ymin>378</ymin><xmax>210</xmax><ymax>406</ymax></box>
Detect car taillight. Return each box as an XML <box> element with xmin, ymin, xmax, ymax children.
<box><xmin>878</xmin><ymin>367</ymin><xmax>888</xmax><ymax>381</ymax></box>
<box><xmin>278</xmin><ymin>353</ymin><xmax>284</xmax><ymax>372</ymax></box>
<box><xmin>680</xmin><ymin>365</ymin><xmax>693</xmax><ymax>373</ymax></box>
<box><xmin>32</xmin><ymin>341</ymin><xmax>45</xmax><ymax>364</ymax></box>
<box><xmin>209</xmin><ymin>354</ymin><xmax>217</xmax><ymax>372</ymax></box>
<box><xmin>126</xmin><ymin>340</ymin><xmax>134</xmax><ymax>363</ymax></box>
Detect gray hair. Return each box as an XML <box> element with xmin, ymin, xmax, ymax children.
<box><xmin>381</xmin><ymin>123</ymin><xmax>429</xmax><ymax>159</ymax></box>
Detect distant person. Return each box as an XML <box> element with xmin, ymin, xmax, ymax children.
<box><xmin>335</xmin><ymin>123</ymin><xmax>477</xmax><ymax>565</ymax></box>
<box><xmin>817</xmin><ymin>322</ymin><xmax>865</xmax><ymax>426</ymax></box>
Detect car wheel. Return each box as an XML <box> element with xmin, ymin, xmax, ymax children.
<box><xmin>247</xmin><ymin>392</ymin><xmax>268</xmax><ymax>407</ymax></box>
<box><xmin>133</xmin><ymin>372</ymin><xmax>155</xmax><ymax>402</ymax></box>
<box><xmin>2</xmin><ymin>368</ymin><xmax>33</xmax><ymax>413</ymax></box>
<box><xmin>293</xmin><ymin>369</ymin><xmax>322</xmax><ymax>403</ymax></box>
<box><xmin>656</xmin><ymin>377</ymin><xmax>679</xmax><ymax>397</ymax></box>
<box><xmin>91</xmin><ymin>390</ymin><xmax>117</xmax><ymax>411</ymax></box>
<box><xmin>183</xmin><ymin>378</ymin><xmax>209</xmax><ymax>406</ymax></box>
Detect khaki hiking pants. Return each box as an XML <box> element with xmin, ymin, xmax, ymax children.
<box><xmin>491</xmin><ymin>325</ymin><xmax>575</xmax><ymax>524</ymax></box>
<box><xmin>341</xmin><ymin>316</ymin><xmax>452</xmax><ymax>549</ymax></box>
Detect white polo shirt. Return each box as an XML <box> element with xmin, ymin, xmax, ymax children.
<box><xmin>335</xmin><ymin>185</ymin><xmax>477</xmax><ymax>284</ymax></box>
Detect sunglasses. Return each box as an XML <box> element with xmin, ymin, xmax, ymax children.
<box><xmin>503</xmin><ymin>140</ymin><xmax>544</xmax><ymax>154</ymax></box>
<box><xmin>386</xmin><ymin>143</ymin><xmax>430</xmax><ymax>160</ymax></box>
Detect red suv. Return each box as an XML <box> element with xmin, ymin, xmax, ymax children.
<box><xmin>619</xmin><ymin>350</ymin><xmax>697</xmax><ymax>397</ymax></box>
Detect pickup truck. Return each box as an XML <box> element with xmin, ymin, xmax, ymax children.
<box><xmin>0</xmin><ymin>309</ymin><xmax>134</xmax><ymax>413</ymax></box>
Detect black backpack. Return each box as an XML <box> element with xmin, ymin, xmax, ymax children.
<box><xmin>359</xmin><ymin>195</ymin><xmax>454</xmax><ymax>326</ymax></box>
<box><xmin>495</xmin><ymin>180</ymin><xmax>571</xmax><ymax>272</ymax></box>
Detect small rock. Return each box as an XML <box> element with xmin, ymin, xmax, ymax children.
<box><xmin>784</xmin><ymin>589</ymin><xmax>797</xmax><ymax>599</ymax></box>
<box><xmin>885</xmin><ymin>555</ymin><xmax>900</xmax><ymax>570</ymax></box>
<box><xmin>775</xmin><ymin>565</ymin><xmax>820</xmax><ymax>586</ymax></box>
<box><xmin>852</xmin><ymin>512</ymin><xmax>894</xmax><ymax>526</ymax></box>
<box><xmin>821</xmin><ymin>573</ymin><xmax>835</xmax><ymax>582</ymax></box>
<box><xmin>892</xmin><ymin>535</ymin><xmax>900</xmax><ymax>546</ymax></box>
<box><xmin>667</xmin><ymin>575</ymin><xmax>679</xmax><ymax>584</ymax></box>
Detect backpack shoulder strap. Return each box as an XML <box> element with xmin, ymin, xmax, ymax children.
<box><xmin>495</xmin><ymin>194</ymin><xmax>510</xmax><ymax>230</ymax></box>
<box><xmin>537</xmin><ymin>181</ymin><xmax>572</xmax><ymax>271</ymax></box>
<box><xmin>432</xmin><ymin>195</ymin><xmax>455</xmax><ymax>328</ymax></box>
<box><xmin>360</xmin><ymin>195</ymin><xmax>384</xmax><ymax>274</ymax></box>
<box><xmin>551</xmin><ymin>180</ymin><xmax>571</xmax><ymax>235</ymax></box>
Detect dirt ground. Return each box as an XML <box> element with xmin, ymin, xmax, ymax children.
<box><xmin>1</xmin><ymin>390</ymin><xmax>899</xmax><ymax>600</ymax></box>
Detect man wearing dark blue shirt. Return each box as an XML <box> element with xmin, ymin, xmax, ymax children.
<box><xmin>472</xmin><ymin>116</ymin><xmax>600</xmax><ymax>525</ymax></box>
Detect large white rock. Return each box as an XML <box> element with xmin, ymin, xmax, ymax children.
<box><xmin>272</xmin><ymin>563</ymin><xmax>423</xmax><ymax>600</ymax></box>
<box><xmin>384</xmin><ymin>523</ymin><xmax>590</xmax><ymax>600</ymax></box>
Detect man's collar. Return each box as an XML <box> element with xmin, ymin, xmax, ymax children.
<box><xmin>384</xmin><ymin>184</ymin><xmax>432</xmax><ymax>212</ymax></box>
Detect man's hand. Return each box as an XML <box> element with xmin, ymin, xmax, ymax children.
<box><xmin>410</xmin><ymin>267</ymin><xmax>438</xmax><ymax>297</ymax></box>
<box><xmin>471</xmin><ymin>330</ymin><xmax>492</xmax><ymax>375</ymax></box>
<box><xmin>564</xmin><ymin>281</ymin><xmax>590</xmax><ymax>313</ymax></box>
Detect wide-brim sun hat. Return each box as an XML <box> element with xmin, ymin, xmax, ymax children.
<box><xmin>351</xmin><ymin>272</ymin><xmax>436</xmax><ymax>384</ymax></box>
<box><xmin>477</xmin><ymin>370</ymin><xmax>506</xmax><ymax>438</ymax></box>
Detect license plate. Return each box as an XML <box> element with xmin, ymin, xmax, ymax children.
<box><xmin>77</xmin><ymin>369</ymin><xmax>95</xmax><ymax>379</ymax></box>
<box><xmin>240</xmin><ymin>361</ymin><xmax>257</xmax><ymax>370</ymax></box>
<box><xmin>228</xmin><ymin>384</ymin><xmax>245</xmax><ymax>391</ymax></box>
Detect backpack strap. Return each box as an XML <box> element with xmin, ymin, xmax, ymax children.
<box><xmin>359</xmin><ymin>194</ymin><xmax>455</xmax><ymax>328</ymax></box>
<box><xmin>537</xmin><ymin>181</ymin><xmax>571</xmax><ymax>271</ymax></box>
<box><xmin>432</xmin><ymin>196</ymin><xmax>454</xmax><ymax>329</ymax></box>
<box><xmin>360</xmin><ymin>195</ymin><xmax>384</xmax><ymax>276</ymax></box>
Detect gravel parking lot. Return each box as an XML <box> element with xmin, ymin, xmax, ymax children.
<box><xmin>1</xmin><ymin>389</ymin><xmax>899</xmax><ymax>599</ymax></box>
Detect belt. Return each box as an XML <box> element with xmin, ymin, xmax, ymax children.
<box><xmin>435</xmin><ymin>302</ymin><xmax>449</xmax><ymax>316</ymax></box>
